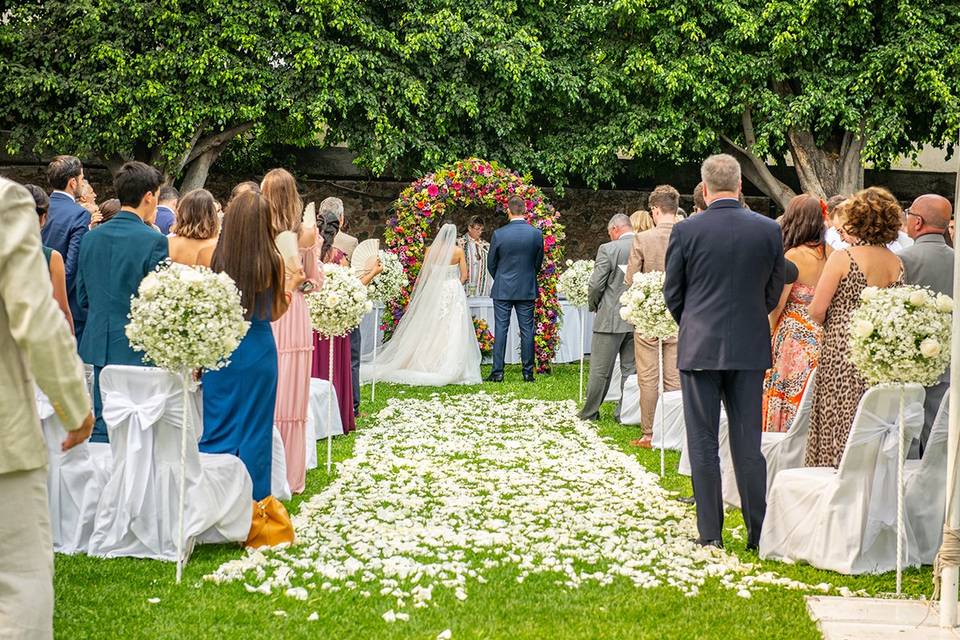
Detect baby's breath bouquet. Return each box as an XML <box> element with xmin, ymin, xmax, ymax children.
<box><xmin>307</xmin><ymin>264</ymin><xmax>372</xmax><ymax>337</ymax></box>
<box><xmin>619</xmin><ymin>271</ymin><xmax>677</xmax><ymax>339</ymax></box>
<box><xmin>849</xmin><ymin>285</ymin><xmax>952</xmax><ymax>386</ymax></box>
<box><xmin>126</xmin><ymin>261</ymin><xmax>249</xmax><ymax>372</ymax></box>
<box><xmin>557</xmin><ymin>259</ymin><xmax>594</xmax><ymax>307</ymax></box>
<box><xmin>367</xmin><ymin>251</ymin><xmax>407</xmax><ymax>304</ymax></box>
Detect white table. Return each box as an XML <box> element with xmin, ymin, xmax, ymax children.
<box><xmin>359</xmin><ymin>298</ymin><xmax>593</xmax><ymax>364</ymax></box>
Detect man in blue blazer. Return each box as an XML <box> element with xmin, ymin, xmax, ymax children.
<box><xmin>77</xmin><ymin>161</ymin><xmax>168</xmax><ymax>442</ymax></box>
<box><xmin>41</xmin><ymin>155</ymin><xmax>91</xmax><ymax>340</ymax></box>
<box><xmin>664</xmin><ymin>154</ymin><xmax>784</xmax><ymax>550</ymax></box>
<box><xmin>486</xmin><ymin>196</ymin><xmax>544</xmax><ymax>382</ymax></box>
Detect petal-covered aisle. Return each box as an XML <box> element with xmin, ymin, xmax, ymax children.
<box><xmin>208</xmin><ymin>393</ymin><xmax>840</xmax><ymax>620</ymax></box>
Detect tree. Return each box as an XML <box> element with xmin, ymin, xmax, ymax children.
<box><xmin>0</xmin><ymin>0</ymin><xmax>301</xmax><ymax>189</ymax></box>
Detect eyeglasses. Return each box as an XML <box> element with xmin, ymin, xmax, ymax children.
<box><xmin>905</xmin><ymin>208</ymin><xmax>924</xmax><ymax>225</ymax></box>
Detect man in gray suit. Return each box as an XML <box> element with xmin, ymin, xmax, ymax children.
<box><xmin>578</xmin><ymin>214</ymin><xmax>637</xmax><ymax>422</ymax></box>
<box><xmin>900</xmin><ymin>193</ymin><xmax>954</xmax><ymax>453</ymax></box>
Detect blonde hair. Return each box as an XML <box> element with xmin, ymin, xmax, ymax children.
<box><xmin>173</xmin><ymin>189</ymin><xmax>220</xmax><ymax>240</ymax></box>
<box><xmin>261</xmin><ymin>168</ymin><xmax>303</xmax><ymax>235</ymax></box>
<box><xmin>630</xmin><ymin>210</ymin><xmax>654</xmax><ymax>234</ymax></box>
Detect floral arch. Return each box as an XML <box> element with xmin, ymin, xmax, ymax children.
<box><xmin>383</xmin><ymin>158</ymin><xmax>565</xmax><ymax>372</ymax></box>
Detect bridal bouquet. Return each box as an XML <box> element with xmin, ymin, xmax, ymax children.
<box><xmin>619</xmin><ymin>271</ymin><xmax>677</xmax><ymax>339</ymax></box>
<box><xmin>473</xmin><ymin>317</ymin><xmax>494</xmax><ymax>355</ymax></box>
<box><xmin>367</xmin><ymin>251</ymin><xmax>407</xmax><ymax>304</ymax></box>
<box><xmin>307</xmin><ymin>264</ymin><xmax>372</xmax><ymax>337</ymax></box>
<box><xmin>126</xmin><ymin>261</ymin><xmax>249</xmax><ymax>372</ymax></box>
<box><xmin>557</xmin><ymin>259</ymin><xmax>594</xmax><ymax>307</ymax></box>
<box><xmin>849</xmin><ymin>285</ymin><xmax>953</xmax><ymax>386</ymax></box>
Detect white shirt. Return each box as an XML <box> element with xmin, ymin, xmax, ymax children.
<box><xmin>51</xmin><ymin>190</ymin><xmax>75</xmax><ymax>202</ymax></box>
<box><xmin>826</xmin><ymin>226</ymin><xmax>913</xmax><ymax>253</ymax></box>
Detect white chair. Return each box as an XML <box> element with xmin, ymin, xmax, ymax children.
<box><xmin>721</xmin><ymin>369</ymin><xmax>817</xmax><ymax>508</ymax></box>
<box><xmin>89</xmin><ymin>365</ymin><xmax>253</xmax><ymax>561</ymax></box>
<box><xmin>653</xmin><ymin>390</ymin><xmax>687</xmax><ymax>451</ymax></box>
<box><xmin>272</xmin><ymin>427</ymin><xmax>292</xmax><ymax>501</ymax></box>
<box><xmin>904</xmin><ymin>390</ymin><xmax>950</xmax><ymax>564</ymax></box>
<box><xmin>760</xmin><ymin>384</ymin><xmax>925</xmax><ymax>574</ymax></box>
<box><xmin>36</xmin><ymin>387</ymin><xmax>109</xmax><ymax>555</ymax></box>
<box><xmin>619</xmin><ymin>374</ymin><xmax>641</xmax><ymax>425</ymax></box>
<box><xmin>308</xmin><ymin>377</ymin><xmax>345</xmax><ymax>440</ymax></box>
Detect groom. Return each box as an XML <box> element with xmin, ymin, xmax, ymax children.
<box><xmin>486</xmin><ymin>195</ymin><xmax>544</xmax><ymax>382</ymax></box>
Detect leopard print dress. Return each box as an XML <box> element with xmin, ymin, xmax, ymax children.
<box><xmin>805</xmin><ymin>251</ymin><xmax>903</xmax><ymax>467</ymax></box>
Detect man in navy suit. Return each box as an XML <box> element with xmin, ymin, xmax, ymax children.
<box><xmin>77</xmin><ymin>161</ymin><xmax>169</xmax><ymax>441</ymax></box>
<box><xmin>41</xmin><ymin>155</ymin><xmax>90</xmax><ymax>340</ymax></box>
<box><xmin>486</xmin><ymin>195</ymin><xmax>544</xmax><ymax>382</ymax></box>
<box><xmin>664</xmin><ymin>154</ymin><xmax>784</xmax><ymax>550</ymax></box>
<box><xmin>155</xmin><ymin>185</ymin><xmax>179</xmax><ymax>235</ymax></box>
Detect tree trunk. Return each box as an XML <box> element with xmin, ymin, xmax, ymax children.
<box><xmin>174</xmin><ymin>122</ymin><xmax>254</xmax><ymax>192</ymax></box>
<box><xmin>179</xmin><ymin>147</ymin><xmax>221</xmax><ymax>193</ymax></box>
<box><xmin>787</xmin><ymin>129</ymin><xmax>864</xmax><ymax>200</ymax></box>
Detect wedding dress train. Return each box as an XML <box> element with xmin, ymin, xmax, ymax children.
<box><xmin>362</xmin><ymin>224</ymin><xmax>482</xmax><ymax>386</ymax></box>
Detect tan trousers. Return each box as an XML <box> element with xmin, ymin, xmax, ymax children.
<box><xmin>0</xmin><ymin>468</ymin><xmax>53</xmax><ymax>640</ymax></box>
<box><xmin>634</xmin><ymin>335</ymin><xmax>681</xmax><ymax>436</ymax></box>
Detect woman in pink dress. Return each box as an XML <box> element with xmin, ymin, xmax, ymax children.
<box><xmin>762</xmin><ymin>195</ymin><xmax>829</xmax><ymax>432</ymax></box>
<box><xmin>261</xmin><ymin>169</ymin><xmax>322</xmax><ymax>494</ymax></box>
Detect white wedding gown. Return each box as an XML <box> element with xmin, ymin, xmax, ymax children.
<box><xmin>362</xmin><ymin>224</ymin><xmax>482</xmax><ymax>386</ymax></box>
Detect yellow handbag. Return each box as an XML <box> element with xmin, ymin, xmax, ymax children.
<box><xmin>245</xmin><ymin>496</ymin><xmax>295</xmax><ymax>548</ymax></box>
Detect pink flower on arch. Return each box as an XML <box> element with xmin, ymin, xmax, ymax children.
<box><xmin>427</xmin><ymin>184</ymin><xmax>439</xmax><ymax>197</ymax></box>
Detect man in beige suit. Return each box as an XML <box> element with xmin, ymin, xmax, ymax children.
<box><xmin>0</xmin><ymin>178</ymin><xmax>93</xmax><ymax>639</ymax></box>
<box><xmin>625</xmin><ymin>184</ymin><xmax>682</xmax><ymax>448</ymax></box>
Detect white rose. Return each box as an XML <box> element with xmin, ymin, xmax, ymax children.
<box><xmin>364</xmin><ymin>301</ymin><xmax>373</xmax><ymax>313</ymax></box>
<box><xmin>936</xmin><ymin>294</ymin><xmax>954</xmax><ymax>313</ymax></box>
<box><xmin>909</xmin><ymin>290</ymin><xmax>929</xmax><ymax>307</ymax></box>
<box><xmin>140</xmin><ymin>273</ymin><xmax>161</xmax><ymax>296</ymax></box>
<box><xmin>852</xmin><ymin>319</ymin><xmax>875</xmax><ymax>338</ymax></box>
<box><xmin>860</xmin><ymin>286</ymin><xmax>880</xmax><ymax>301</ymax></box>
<box><xmin>326</xmin><ymin>294</ymin><xmax>340</xmax><ymax>307</ymax></box>
<box><xmin>919</xmin><ymin>338</ymin><xmax>942</xmax><ymax>359</ymax></box>
<box><xmin>619</xmin><ymin>307</ymin><xmax>630</xmax><ymax>321</ymax></box>
<box><xmin>179</xmin><ymin>268</ymin><xmax>205</xmax><ymax>284</ymax></box>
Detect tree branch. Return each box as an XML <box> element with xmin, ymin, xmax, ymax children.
<box><xmin>181</xmin><ymin>122</ymin><xmax>254</xmax><ymax>170</ymax></box>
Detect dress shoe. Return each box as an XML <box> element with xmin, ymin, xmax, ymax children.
<box><xmin>631</xmin><ymin>436</ymin><xmax>653</xmax><ymax>449</ymax></box>
<box><xmin>486</xmin><ymin>374</ymin><xmax>504</xmax><ymax>383</ymax></box>
<box><xmin>676</xmin><ymin>496</ymin><xmax>695</xmax><ymax>505</ymax></box>
<box><xmin>746</xmin><ymin>542</ymin><xmax>759</xmax><ymax>552</ymax></box>
<box><xmin>693</xmin><ymin>538</ymin><xmax>723</xmax><ymax>549</ymax></box>
<box><xmin>523</xmin><ymin>373</ymin><xmax>535</xmax><ymax>382</ymax></box>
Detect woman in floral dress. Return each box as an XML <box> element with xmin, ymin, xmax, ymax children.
<box><xmin>805</xmin><ymin>188</ymin><xmax>904</xmax><ymax>467</ymax></box>
<box><xmin>762</xmin><ymin>195</ymin><xmax>829</xmax><ymax>432</ymax></box>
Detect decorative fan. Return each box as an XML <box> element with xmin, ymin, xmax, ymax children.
<box><xmin>302</xmin><ymin>201</ymin><xmax>316</xmax><ymax>228</ymax></box>
<box><xmin>351</xmin><ymin>238</ymin><xmax>380</xmax><ymax>276</ymax></box>
<box><xmin>275</xmin><ymin>231</ymin><xmax>300</xmax><ymax>270</ymax></box>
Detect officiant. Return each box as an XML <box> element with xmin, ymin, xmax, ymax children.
<box><xmin>459</xmin><ymin>216</ymin><xmax>492</xmax><ymax>297</ymax></box>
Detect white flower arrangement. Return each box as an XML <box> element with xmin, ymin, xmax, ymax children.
<box><xmin>849</xmin><ymin>285</ymin><xmax>953</xmax><ymax>387</ymax></box>
<box><xmin>619</xmin><ymin>271</ymin><xmax>677</xmax><ymax>339</ymax></box>
<box><xmin>126</xmin><ymin>261</ymin><xmax>249</xmax><ymax>372</ymax></box>
<box><xmin>206</xmin><ymin>393</ymin><xmax>851</xmax><ymax>618</ymax></box>
<box><xmin>367</xmin><ymin>251</ymin><xmax>407</xmax><ymax>304</ymax></box>
<box><xmin>557</xmin><ymin>259</ymin><xmax>594</xmax><ymax>307</ymax></box>
<box><xmin>307</xmin><ymin>264</ymin><xmax>372</xmax><ymax>337</ymax></box>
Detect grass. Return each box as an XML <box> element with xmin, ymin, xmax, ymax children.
<box><xmin>54</xmin><ymin>364</ymin><xmax>934</xmax><ymax>639</ymax></box>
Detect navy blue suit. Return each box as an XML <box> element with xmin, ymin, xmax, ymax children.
<box><xmin>42</xmin><ymin>192</ymin><xmax>91</xmax><ymax>340</ymax></box>
<box><xmin>155</xmin><ymin>205</ymin><xmax>176</xmax><ymax>236</ymax></box>
<box><xmin>664</xmin><ymin>198</ymin><xmax>784</xmax><ymax>546</ymax></box>
<box><xmin>487</xmin><ymin>218</ymin><xmax>544</xmax><ymax>377</ymax></box>
<box><xmin>77</xmin><ymin>210</ymin><xmax>169</xmax><ymax>441</ymax></box>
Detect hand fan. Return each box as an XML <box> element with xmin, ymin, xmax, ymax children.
<box><xmin>302</xmin><ymin>202</ymin><xmax>316</xmax><ymax>228</ymax></box>
<box><xmin>275</xmin><ymin>231</ymin><xmax>300</xmax><ymax>269</ymax></box>
<box><xmin>351</xmin><ymin>238</ymin><xmax>380</xmax><ymax>276</ymax></box>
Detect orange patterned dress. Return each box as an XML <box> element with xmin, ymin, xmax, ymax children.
<box><xmin>762</xmin><ymin>283</ymin><xmax>823</xmax><ymax>432</ymax></box>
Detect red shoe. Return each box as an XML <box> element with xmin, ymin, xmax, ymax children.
<box><xmin>631</xmin><ymin>436</ymin><xmax>653</xmax><ymax>449</ymax></box>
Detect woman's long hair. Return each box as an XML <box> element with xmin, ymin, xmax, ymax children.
<box><xmin>211</xmin><ymin>192</ymin><xmax>284</xmax><ymax>320</ymax></box>
<box><xmin>261</xmin><ymin>168</ymin><xmax>302</xmax><ymax>236</ymax></box>
<box><xmin>780</xmin><ymin>194</ymin><xmax>826</xmax><ymax>251</ymax></box>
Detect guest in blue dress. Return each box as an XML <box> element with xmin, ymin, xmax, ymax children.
<box><xmin>199</xmin><ymin>191</ymin><xmax>300</xmax><ymax>500</ymax></box>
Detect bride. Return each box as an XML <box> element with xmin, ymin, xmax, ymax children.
<box><xmin>362</xmin><ymin>223</ymin><xmax>482</xmax><ymax>386</ymax></box>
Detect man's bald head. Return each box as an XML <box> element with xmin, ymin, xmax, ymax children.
<box><xmin>910</xmin><ymin>194</ymin><xmax>952</xmax><ymax>230</ymax></box>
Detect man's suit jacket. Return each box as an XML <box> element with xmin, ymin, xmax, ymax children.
<box><xmin>625</xmin><ymin>221</ymin><xmax>674</xmax><ymax>285</ymax></box>
<box><xmin>588</xmin><ymin>233</ymin><xmax>634</xmax><ymax>333</ymax></box>
<box><xmin>77</xmin><ymin>211</ymin><xmax>169</xmax><ymax>367</ymax></box>
<box><xmin>41</xmin><ymin>191</ymin><xmax>90</xmax><ymax>326</ymax></box>
<box><xmin>0</xmin><ymin>179</ymin><xmax>90</xmax><ymax>474</ymax></box>
<box><xmin>664</xmin><ymin>199</ymin><xmax>784</xmax><ymax>371</ymax></box>
<box><xmin>900</xmin><ymin>233</ymin><xmax>954</xmax><ymax>384</ymax></box>
<box><xmin>155</xmin><ymin>205</ymin><xmax>176</xmax><ymax>236</ymax></box>
<box><xmin>487</xmin><ymin>219</ymin><xmax>544</xmax><ymax>301</ymax></box>
<box><xmin>334</xmin><ymin>232</ymin><xmax>358</xmax><ymax>263</ymax></box>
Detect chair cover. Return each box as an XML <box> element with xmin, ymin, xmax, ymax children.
<box><xmin>653</xmin><ymin>390</ymin><xmax>686</xmax><ymax>450</ymax></box>
<box><xmin>36</xmin><ymin>387</ymin><xmax>109</xmax><ymax>555</ymax></box>
<box><xmin>759</xmin><ymin>384</ymin><xmax>925</xmax><ymax>574</ymax></box>
<box><xmin>272</xmin><ymin>426</ymin><xmax>292</xmax><ymax>501</ymax></box>
<box><xmin>721</xmin><ymin>369</ymin><xmax>818</xmax><ymax>508</ymax></box>
<box><xmin>304</xmin><ymin>411</ymin><xmax>318</xmax><ymax>471</ymax></box>
<box><xmin>619</xmin><ymin>374</ymin><xmax>641</xmax><ymax>425</ymax></box>
<box><xmin>89</xmin><ymin>365</ymin><xmax>253</xmax><ymax>561</ymax></box>
<box><xmin>308</xmin><ymin>378</ymin><xmax>345</xmax><ymax>439</ymax></box>
<box><xmin>904</xmin><ymin>390</ymin><xmax>950</xmax><ymax>564</ymax></box>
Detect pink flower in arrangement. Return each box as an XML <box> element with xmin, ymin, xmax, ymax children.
<box><xmin>427</xmin><ymin>184</ymin><xmax>440</xmax><ymax>197</ymax></box>
<box><xmin>544</xmin><ymin>236</ymin><xmax>556</xmax><ymax>248</ymax></box>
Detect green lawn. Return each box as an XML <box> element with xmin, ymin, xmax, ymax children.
<box><xmin>54</xmin><ymin>364</ymin><xmax>933</xmax><ymax>639</ymax></box>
